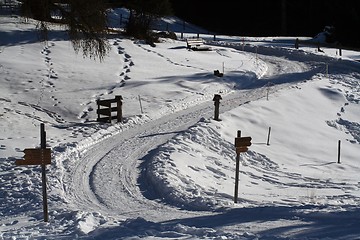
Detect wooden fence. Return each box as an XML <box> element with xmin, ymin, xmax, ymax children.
<box><xmin>96</xmin><ymin>95</ymin><xmax>123</xmax><ymax>123</ymax></box>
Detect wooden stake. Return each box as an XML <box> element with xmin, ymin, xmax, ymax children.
<box><xmin>138</xmin><ymin>95</ymin><xmax>143</xmax><ymax>114</ymax></box>
<box><xmin>267</xmin><ymin>127</ymin><xmax>271</xmax><ymax>146</ymax></box>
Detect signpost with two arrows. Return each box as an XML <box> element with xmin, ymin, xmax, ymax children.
<box><xmin>234</xmin><ymin>130</ymin><xmax>252</xmax><ymax>203</ymax></box>
<box><xmin>15</xmin><ymin>123</ymin><xmax>51</xmax><ymax>222</ymax></box>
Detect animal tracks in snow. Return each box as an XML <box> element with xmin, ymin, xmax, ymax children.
<box><xmin>78</xmin><ymin>39</ymin><xmax>134</xmax><ymax>121</ymax></box>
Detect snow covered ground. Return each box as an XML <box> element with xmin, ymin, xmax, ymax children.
<box><xmin>1</xmin><ymin>8</ymin><xmax>360</xmax><ymax>240</ymax></box>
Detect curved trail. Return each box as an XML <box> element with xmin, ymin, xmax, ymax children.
<box><xmin>63</xmin><ymin>50</ymin><xmax>316</xmax><ymax>223</ymax></box>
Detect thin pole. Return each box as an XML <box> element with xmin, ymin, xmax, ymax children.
<box><xmin>138</xmin><ymin>95</ymin><xmax>143</xmax><ymax>114</ymax></box>
<box><xmin>338</xmin><ymin>140</ymin><xmax>341</xmax><ymax>164</ymax></box>
<box><xmin>40</xmin><ymin>123</ymin><xmax>48</xmax><ymax>222</ymax></box>
<box><xmin>267</xmin><ymin>127</ymin><xmax>271</xmax><ymax>146</ymax></box>
<box><xmin>234</xmin><ymin>130</ymin><xmax>241</xmax><ymax>203</ymax></box>
<box><xmin>326</xmin><ymin>63</ymin><xmax>329</xmax><ymax>79</ymax></box>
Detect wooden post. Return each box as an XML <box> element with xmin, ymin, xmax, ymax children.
<box><xmin>295</xmin><ymin>38</ymin><xmax>299</xmax><ymax>49</ymax></box>
<box><xmin>116</xmin><ymin>95</ymin><xmax>123</xmax><ymax>123</ymax></box>
<box><xmin>326</xmin><ymin>63</ymin><xmax>329</xmax><ymax>79</ymax></box>
<box><xmin>213</xmin><ymin>35</ymin><xmax>216</xmax><ymax>41</ymax></box>
<box><xmin>138</xmin><ymin>95</ymin><xmax>143</xmax><ymax>114</ymax></box>
<box><xmin>256</xmin><ymin>46</ymin><xmax>258</xmax><ymax>61</ymax></box>
<box><xmin>339</xmin><ymin>44</ymin><xmax>342</xmax><ymax>57</ymax></box>
<box><xmin>213</xmin><ymin>94</ymin><xmax>222</xmax><ymax>121</ymax></box>
<box><xmin>96</xmin><ymin>99</ymin><xmax>100</xmax><ymax>121</ymax></box>
<box><xmin>267</xmin><ymin>127</ymin><xmax>271</xmax><ymax>146</ymax></box>
<box><xmin>338</xmin><ymin>140</ymin><xmax>341</xmax><ymax>164</ymax></box>
<box><xmin>40</xmin><ymin>123</ymin><xmax>49</xmax><ymax>222</ymax></box>
<box><xmin>197</xmin><ymin>33</ymin><xmax>199</xmax><ymax>38</ymax></box>
<box><xmin>108</xmin><ymin>101</ymin><xmax>112</xmax><ymax>123</ymax></box>
<box><xmin>234</xmin><ymin>130</ymin><xmax>241</xmax><ymax>203</ymax></box>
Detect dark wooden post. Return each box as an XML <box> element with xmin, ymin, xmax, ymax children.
<box><xmin>267</xmin><ymin>127</ymin><xmax>271</xmax><ymax>146</ymax></box>
<box><xmin>40</xmin><ymin>123</ymin><xmax>49</xmax><ymax>222</ymax></box>
<box><xmin>295</xmin><ymin>38</ymin><xmax>299</xmax><ymax>49</ymax></box>
<box><xmin>96</xmin><ymin>99</ymin><xmax>101</xmax><ymax>122</ymax></box>
<box><xmin>197</xmin><ymin>33</ymin><xmax>199</xmax><ymax>38</ymax></box>
<box><xmin>213</xmin><ymin>35</ymin><xmax>216</xmax><ymax>41</ymax></box>
<box><xmin>338</xmin><ymin>43</ymin><xmax>342</xmax><ymax>57</ymax></box>
<box><xmin>107</xmin><ymin>101</ymin><xmax>112</xmax><ymax>123</ymax></box>
<box><xmin>234</xmin><ymin>130</ymin><xmax>241</xmax><ymax>203</ymax></box>
<box><xmin>213</xmin><ymin>94</ymin><xmax>222</xmax><ymax>121</ymax></box>
<box><xmin>116</xmin><ymin>95</ymin><xmax>123</xmax><ymax>123</ymax></box>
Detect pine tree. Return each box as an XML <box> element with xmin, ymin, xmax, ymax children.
<box><xmin>123</xmin><ymin>0</ymin><xmax>172</xmax><ymax>40</ymax></box>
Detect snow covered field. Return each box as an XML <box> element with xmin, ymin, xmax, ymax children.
<box><xmin>1</xmin><ymin>9</ymin><xmax>360</xmax><ymax>239</ymax></box>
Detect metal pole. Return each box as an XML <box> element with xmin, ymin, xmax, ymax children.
<box><xmin>40</xmin><ymin>123</ymin><xmax>48</xmax><ymax>222</ymax></box>
<box><xmin>234</xmin><ymin>130</ymin><xmax>241</xmax><ymax>203</ymax></box>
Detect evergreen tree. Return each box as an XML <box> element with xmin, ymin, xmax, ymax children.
<box><xmin>123</xmin><ymin>0</ymin><xmax>172</xmax><ymax>40</ymax></box>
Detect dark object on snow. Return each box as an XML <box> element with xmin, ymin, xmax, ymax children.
<box><xmin>213</xmin><ymin>94</ymin><xmax>222</xmax><ymax>121</ymax></box>
<box><xmin>97</xmin><ymin>96</ymin><xmax>123</xmax><ymax>123</ymax></box>
<box><xmin>214</xmin><ymin>70</ymin><xmax>223</xmax><ymax>77</ymax></box>
<box><xmin>295</xmin><ymin>38</ymin><xmax>299</xmax><ymax>49</ymax></box>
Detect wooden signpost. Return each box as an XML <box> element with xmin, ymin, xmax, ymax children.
<box><xmin>15</xmin><ymin>123</ymin><xmax>51</xmax><ymax>222</ymax></box>
<box><xmin>234</xmin><ymin>131</ymin><xmax>252</xmax><ymax>203</ymax></box>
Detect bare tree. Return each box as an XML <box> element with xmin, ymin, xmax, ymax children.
<box><xmin>21</xmin><ymin>0</ymin><xmax>110</xmax><ymax>61</ymax></box>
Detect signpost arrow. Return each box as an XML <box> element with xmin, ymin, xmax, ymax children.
<box><xmin>236</xmin><ymin>147</ymin><xmax>248</xmax><ymax>154</ymax></box>
<box><xmin>15</xmin><ymin>148</ymin><xmax>51</xmax><ymax>165</ymax></box>
<box><xmin>234</xmin><ymin>136</ymin><xmax>252</xmax><ymax>147</ymax></box>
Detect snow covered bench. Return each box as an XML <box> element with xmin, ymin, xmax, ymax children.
<box><xmin>186</xmin><ymin>38</ymin><xmax>211</xmax><ymax>51</ymax></box>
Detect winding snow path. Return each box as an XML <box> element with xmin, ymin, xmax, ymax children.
<box><xmin>63</xmin><ymin>49</ymin><xmax>313</xmax><ymax>224</ymax></box>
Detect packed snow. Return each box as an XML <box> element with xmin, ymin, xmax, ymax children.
<box><xmin>1</xmin><ymin>8</ymin><xmax>360</xmax><ymax>240</ymax></box>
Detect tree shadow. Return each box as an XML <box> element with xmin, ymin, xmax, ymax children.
<box><xmin>85</xmin><ymin>205</ymin><xmax>360</xmax><ymax>239</ymax></box>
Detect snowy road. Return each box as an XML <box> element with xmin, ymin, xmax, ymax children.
<box><xmin>2</xmin><ymin>12</ymin><xmax>360</xmax><ymax>239</ymax></box>
<box><xmin>62</xmin><ymin>51</ymin><xmax>314</xmax><ymax>224</ymax></box>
